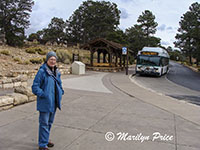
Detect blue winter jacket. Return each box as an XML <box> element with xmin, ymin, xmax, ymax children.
<box><xmin>32</xmin><ymin>63</ymin><xmax>64</xmax><ymax>112</ymax></box>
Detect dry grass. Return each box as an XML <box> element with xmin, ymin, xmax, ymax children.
<box><xmin>0</xmin><ymin>50</ymin><xmax>10</xmax><ymax>55</ymax></box>
<box><xmin>0</xmin><ymin>44</ymin><xmax>91</xmax><ymax>76</ymax></box>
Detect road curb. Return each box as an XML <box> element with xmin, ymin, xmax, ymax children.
<box><xmin>109</xmin><ymin>73</ymin><xmax>200</xmax><ymax>127</ymax></box>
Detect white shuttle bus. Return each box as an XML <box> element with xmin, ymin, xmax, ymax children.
<box><xmin>136</xmin><ymin>47</ymin><xmax>170</xmax><ymax>76</ymax></box>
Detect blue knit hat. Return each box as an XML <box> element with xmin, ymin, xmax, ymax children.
<box><xmin>46</xmin><ymin>51</ymin><xmax>57</xmax><ymax>61</ymax></box>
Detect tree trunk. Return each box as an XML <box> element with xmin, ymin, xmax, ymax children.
<box><xmin>196</xmin><ymin>59</ymin><xmax>199</xmax><ymax>67</ymax></box>
<box><xmin>189</xmin><ymin>55</ymin><xmax>192</xmax><ymax>65</ymax></box>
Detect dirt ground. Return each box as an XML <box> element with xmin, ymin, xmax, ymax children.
<box><xmin>0</xmin><ymin>44</ymin><xmax>76</xmax><ymax>77</ymax></box>
<box><xmin>0</xmin><ymin>45</ymin><xmax>43</xmax><ymax>77</ymax></box>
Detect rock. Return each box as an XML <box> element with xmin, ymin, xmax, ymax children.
<box><xmin>12</xmin><ymin>77</ymin><xmax>21</xmax><ymax>83</ymax></box>
<box><xmin>0</xmin><ymin>105</ymin><xmax>13</xmax><ymax>111</ymax></box>
<box><xmin>13</xmin><ymin>82</ymin><xmax>21</xmax><ymax>87</ymax></box>
<box><xmin>1</xmin><ymin>77</ymin><xmax>7</xmax><ymax>80</ymax></box>
<box><xmin>27</xmin><ymin>70</ymin><xmax>37</xmax><ymax>77</ymax></box>
<box><xmin>14</xmin><ymin>86</ymin><xmax>34</xmax><ymax>97</ymax></box>
<box><xmin>8</xmin><ymin>93</ymin><xmax>28</xmax><ymax>106</ymax></box>
<box><xmin>46</xmin><ymin>41</ymin><xmax>52</xmax><ymax>46</ymax></box>
<box><xmin>58</xmin><ymin>64</ymin><xmax>64</xmax><ymax>69</ymax></box>
<box><xmin>7</xmin><ymin>72</ymin><xmax>18</xmax><ymax>77</ymax></box>
<box><xmin>2</xmin><ymin>78</ymin><xmax>12</xmax><ymax>84</ymax></box>
<box><xmin>28</xmin><ymin>95</ymin><xmax>36</xmax><ymax>102</ymax></box>
<box><xmin>34</xmin><ymin>67</ymin><xmax>39</xmax><ymax>70</ymax></box>
<box><xmin>53</xmin><ymin>42</ymin><xmax>58</xmax><ymax>46</ymax></box>
<box><xmin>21</xmin><ymin>74</ymin><xmax>28</xmax><ymax>82</ymax></box>
<box><xmin>2</xmin><ymin>83</ymin><xmax>14</xmax><ymax>89</ymax></box>
<box><xmin>0</xmin><ymin>96</ymin><xmax>14</xmax><ymax>107</ymax></box>
<box><xmin>0</xmin><ymin>72</ymin><xmax>3</xmax><ymax>78</ymax></box>
<box><xmin>12</xmin><ymin>75</ymin><xmax>28</xmax><ymax>82</ymax></box>
<box><xmin>66</xmin><ymin>65</ymin><xmax>71</xmax><ymax>69</ymax></box>
<box><xmin>21</xmin><ymin>82</ymin><xmax>28</xmax><ymax>87</ymax></box>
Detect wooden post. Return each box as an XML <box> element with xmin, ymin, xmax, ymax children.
<box><xmin>90</xmin><ymin>50</ymin><xmax>94</xmax><ymax>66</ymax></box>
<box><xmin>123</xmin><ymin>55</ymin><xmax>125</xmax><ymax>67</ymax></box>
<box><xmin>97</xmin><ymin>51</ymin><xmax>101</xmax><ymax>63</ymax></box>
<box><xmin>109</xmin><ymin>53</ymin><xmax>112</xmax><ymax>67</ymax></box>
<box><xmin>103</xmin><ymin>52</ymin><xmax>106</xmax><ymax>63</ymax></box>
<box><xmin>115</xmin><ymin>53</ymin><xmax>118</xmax><ymax>67</ymax></box>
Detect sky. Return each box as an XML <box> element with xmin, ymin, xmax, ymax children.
<box><xmin>26</xmin><ymin>0</ymin><xmax>199</xmax><ymax>48</ymax></box>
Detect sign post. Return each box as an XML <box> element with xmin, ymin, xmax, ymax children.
<box><xmin>72</xmin><ymin>53</ymin><xmax>79</xmax><ymax>62</ymax></box>
<box><xmin>122</xmin><ymin>47</ymin><xmax>128</xmax><ymax>75</ymax></box>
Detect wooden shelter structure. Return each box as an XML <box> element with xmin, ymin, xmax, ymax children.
<box><xmin>81</xmin><ymin>38</ymin><xmax>129</xmax><ymax>70</ymax></box>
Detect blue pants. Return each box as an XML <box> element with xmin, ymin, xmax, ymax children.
<box><xmin>38</xmin><ymin>111</ymin><xmax>56</xmax><ymax>148</ymax></box>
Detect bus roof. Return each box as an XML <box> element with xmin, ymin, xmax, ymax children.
<box><xmin>138</xmin><ymin>47</ymin><xmax>169</xmax><ymax>58</ymax></box>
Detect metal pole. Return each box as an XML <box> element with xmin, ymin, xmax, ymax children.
<box><xmin>126</xmin><ymin>49</ymin><xmax>129</xmax><ymax>75</ymax></box>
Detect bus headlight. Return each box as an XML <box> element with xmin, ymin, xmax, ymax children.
<box><xmin>137</xmin><ymin>67</ymin><xmax>141</xmax><ymax>71</ymax></box>
<box><xmin>154</xmin><ymin>68</ymin><xmax>159</xmax><ymax>72</ymax></box>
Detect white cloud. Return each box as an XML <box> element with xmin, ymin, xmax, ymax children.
<box><xmin>119</xmin><ymin>0</ymin><xmax>135</xmax><ymax>3</ymax></box>
<box><xmin>32</xmin><ymin>1</ymin><xmax>40</xmax><ymax>11</ymax></box>
<box><xmin>167</xmin><ymin>27</ymin><xmax>173</xmax><ymax>30</ymax></box>
<box><xmin>120</xmin><ymin>8</ymin><xmax>129</xmax><ymax>19</ymax></box>
<box><xmin>161</xmin><ymin>41</ymin><xmax>170</xmax><ymax>46</ymax></box>
<box><xmin>157</xmin><ymin>24</ymin><xmax>166</xmax><ymax>31</ymax></box>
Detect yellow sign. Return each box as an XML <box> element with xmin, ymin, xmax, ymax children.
<box><xmin>141</xmin><ymin>52</ymin><xmax>158</xmax><ymax>55</ymax></box>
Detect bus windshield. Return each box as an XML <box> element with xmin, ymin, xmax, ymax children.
<box><xmin>137</xmin><ymin>55</ymin><xmax>161</xmax><ymax>66</ymax></box>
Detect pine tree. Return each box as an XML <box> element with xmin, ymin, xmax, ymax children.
<box><xmin>0</xmin><ymin>0</ymin><xmax>34</xmax><ymax>46</ymax></box>
<box><xmin>66</xmin><ymin>0</ymin><xmax>120</xmax><ymax>43</ymax></box>
<box><xmin>137</xmin><ymin>10</ymin><xmax>158</xmax><ymax>38</ymax></box>
<box><xmin>42</xmin><ymin>17</ymin><xmax>66</xmax><ymax>44</ymax></box>
<box><xmin>175</xmin><ymin>2</ymin><xmax>200</xmax><ymax>65</ymax></box>
<box><xmin>126</xmin><ymin>10</ymin><xmax>160</xmax><ymax>56</ymax></box>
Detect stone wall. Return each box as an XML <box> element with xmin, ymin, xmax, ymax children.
<box><xmin>6</xmin><ymin>64</ymin><xmax>71</xmax><ymax>79</ymax></box>
<box><xmin>8</xmin><ymin>70</ymin><xmax>38</xmax><ymax>79</ymax></box>
<box><xmin>0</xmin><ymin>86</ymin><xmax>36</xmax><ymax>111</ymax></box>
<box><xmin>0</xmin><ymin>75</ymin><xmax>28</xmax><ymax>89</ymax></box>
<box><xmin>0</xmin><ymin>64</ymin><xmax>71</xmax><ymax>111</ymax></box>
<box><xmin>0</xmin><ymin>65</ymin><xmax>71</xmax><ymax>89</ymax></box>
<box><xmin>0</xmin><ymin>73</ymin><xmax>34</xmax><ymax>111</ymax></box>
<box><xmin>59</xmin><ymin>65</ymin><xmax>71</xmax><ymax>75</ymax></box>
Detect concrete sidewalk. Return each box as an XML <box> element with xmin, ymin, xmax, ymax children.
<box><xmin>0</xmin><ymin>71</ymin><xmax>200</xmax><ymax>150</ymax></box>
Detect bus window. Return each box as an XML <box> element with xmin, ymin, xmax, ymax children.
<box><xmin>138</xmin><ymin>56</ymin><xmax>161</xmax><ymax>66</ymax></box>
<box><xmin>160</xmin><ymin>58</ymin><xmax>169</xmax><ymax>66</ymax></box>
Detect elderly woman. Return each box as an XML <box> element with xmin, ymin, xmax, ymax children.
<box><xmin>32</xmin><ymin>51</ymin><xmax>64</xmax><ymax>150</ymax></box>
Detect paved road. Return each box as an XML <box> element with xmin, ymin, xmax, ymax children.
<box><xmin>131</xmin><ymin>62</ymin><xmax>200</xmax><ymax>106</ymax></box>
<box><xmin>1</xmin><ymin>71</ymin><xmax>200</xmax><ymax>150</ymax></box>
<box><xmin>167</xmin><ymin>61</ymin><xmax>200</xmax><ymax>92</ymax></box>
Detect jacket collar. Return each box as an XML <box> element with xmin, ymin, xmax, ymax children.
<box><xmin>42</xmin><ymin>63</ymin><xmax>59</xmax><ymax>77</ymax></box>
